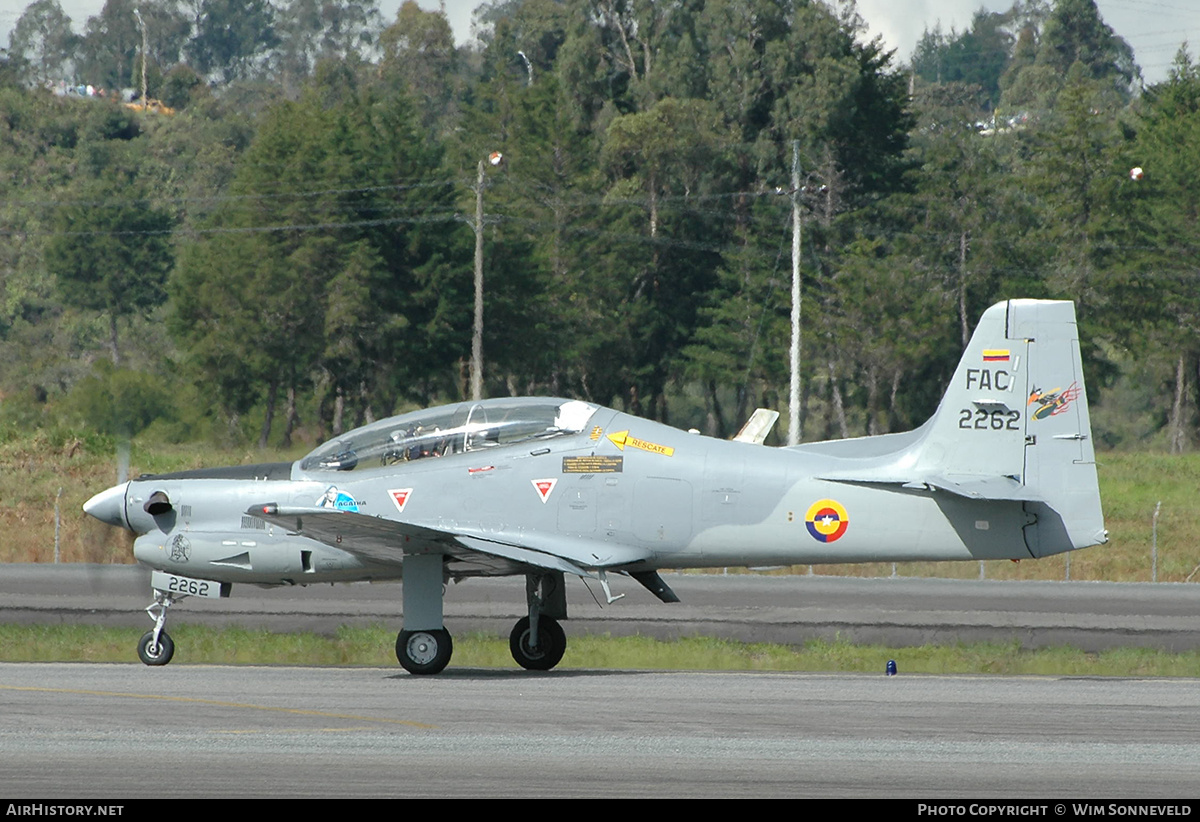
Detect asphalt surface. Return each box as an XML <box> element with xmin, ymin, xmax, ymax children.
<box><xmin>2</xmin><ymin>662</ymin><xmax>1200</xmax><ymax>798</ymax></box>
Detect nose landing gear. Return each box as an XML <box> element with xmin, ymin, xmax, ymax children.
<box><xmin>138</xmin><ymin>589</ymin><xmax>180</xmax><ymax>666</ymax></box>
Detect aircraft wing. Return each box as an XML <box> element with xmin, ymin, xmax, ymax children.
<box><xmin>248</xmin><ymin>504</ymin><xmax>652</xmax><ymax>577</ymax></box>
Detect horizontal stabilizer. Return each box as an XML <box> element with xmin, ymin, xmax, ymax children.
<box><xmin>816</xmin><ymin>472</ymin><xmax>1040</xmax><ymax>501</ymax></box>
<box><xmin>919</xmin><ymin>474</ymin><xmax>1041</xmax><ymax>501</ymax></box>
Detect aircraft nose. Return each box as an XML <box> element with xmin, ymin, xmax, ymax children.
<box><xmin>83</xmin><ymin>482</ymin><xmax>131</xmax><ymax>530</ymax></box>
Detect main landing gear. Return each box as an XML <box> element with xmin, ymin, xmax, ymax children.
<box><xmin>508</xmin><ymin>571</ymin><xmax>569</xmax><ymax>671</ymax></box>
<box><xmin>509</xmin><ymin>615</ymin><xmax>566</xmax><ymax>671</ymax></box>
<box><xmin>393</xmin><ymin>613</ymin><xmax>567</xmax><ymax>675</ymax></box>
<box><xmin>394</xmin><ymin>564</ymin><xmax>571</xmax><ymax>675</ymax></box>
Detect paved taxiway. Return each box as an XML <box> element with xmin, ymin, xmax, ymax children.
<box><xmin>3</xmin><ymin>662</ymin><xmax>1200</xmax><ymax>797</ymax></box>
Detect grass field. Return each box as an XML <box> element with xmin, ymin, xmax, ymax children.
<box><xmin>3</xmin><ymin>624</ymin><xmax>1200</xmax><ymax>677</ymax></box>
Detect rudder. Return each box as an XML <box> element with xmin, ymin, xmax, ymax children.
<box><xmin>1011</xmin><ymin>300</ymin><xmax>1107</xmax><ymax>555</ymax></box>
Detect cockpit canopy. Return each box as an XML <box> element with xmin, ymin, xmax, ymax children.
<box><xmin>299</xmin><ymin>398</ymin><xmax>598</xmax><ymax>473</ymax></box>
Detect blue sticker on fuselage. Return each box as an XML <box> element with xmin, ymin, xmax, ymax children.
<box><xmin>318</xmin><ymin>486</ymin><xmax>360</xmax><ymax>512</ymax></box>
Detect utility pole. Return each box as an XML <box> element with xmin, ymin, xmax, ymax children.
<box><xmin>470</xmin><ymin>152</ymin><xmax>504</xmax><ymax>401</ymax></box>
<box><xmin>471</xmin><ymin>159</ymin><xmax>485</xmax><ymax>401</ymax></box>
<box><xmin>788</xmin><ymin>140</ymin><xmax>802</xmax><ymax>446</ymax></box>
<box><xmin>134</xmin><ymin>8</ymin><xmax>147</xmax><ymax>106</ymax></box>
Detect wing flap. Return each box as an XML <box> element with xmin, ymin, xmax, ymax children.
<box><xmin>454</xmin><ymin>535</ymin><xmax>591</xmax><ymax>576</ymax></box>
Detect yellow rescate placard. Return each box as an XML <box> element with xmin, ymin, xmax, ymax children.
<box><xmin>606</xmin><ymin>430</ymin><xmax>674</xmax><ymax>456</ymax></box>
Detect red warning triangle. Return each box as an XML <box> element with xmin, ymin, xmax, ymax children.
<box><xmin>531</xmin><ymin>478</ymin><xmax>557</xmax><ymax>503</ymax></box>
<box><xmin>388</xmin><ymin>488</ymin><xmax>413</xmax><ymax>513</ymax></box>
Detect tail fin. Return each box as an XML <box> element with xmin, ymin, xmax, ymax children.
<box><xmin>809</xmin><ymin>299</ymin><xmax>1107</xmax><ymax>556</ymax></box>
<box><xmin>919</xmin><ymin>299</ymin><xmax>1107</xmax><ymax>555</ymax></box>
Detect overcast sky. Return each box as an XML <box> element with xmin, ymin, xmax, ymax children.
<box><xmin>11</xmin><ymin>0</ymin><xmax>1200</xmax><ymax>86</ymax></box>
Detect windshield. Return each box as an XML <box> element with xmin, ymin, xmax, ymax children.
<box><xmin>299</xmin><ymin>398</ymin><xmax>597</xmax><ymax>473</ymax></box>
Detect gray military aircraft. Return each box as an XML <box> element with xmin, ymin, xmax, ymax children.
<box><xmin>83</xmin><ymin>298</ymin><xmax>1106</xmax><ymax>674</ymax></box>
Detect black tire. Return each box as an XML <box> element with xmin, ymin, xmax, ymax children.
<box><xmin>137</xmin><ymin>630</ymin><xmax>175</xmax><ymax>666</ymax></box>
<box><xmin>395</xmin><ymin>628</ymin><xmax>453</xmax><ymax>675</ymax></box>
<box><xmin>509</xmin><ymin>615</ymin><xmax>566</xmax><ymax>671</ymax></box>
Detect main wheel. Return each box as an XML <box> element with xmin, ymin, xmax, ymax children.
<box><xmin>509</xmin><ymin>615</ymin><xmax>566</xmax><ymax>671</ymax></box>
<box><xmin>396</xmin><ymin>628</ymin><xmax>453</xmax><ymax>675</ymax></box>
<box><xmin>137</xmin><ymin>630</ymin><xmax>175</xmax><ymax>666</ymax></box>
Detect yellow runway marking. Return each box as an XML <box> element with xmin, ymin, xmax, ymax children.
<box><xmin>214</xmin><ymin>727</ymin><xmax>381</xmax><ymax>734</ymax></box>
<box><xmin>0</xmin><ymin>684</ymin><xmax>437</xmax><ymax>729</ymax></box>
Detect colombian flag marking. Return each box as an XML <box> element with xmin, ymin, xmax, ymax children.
<box><xmin>805</xmin><ymin>499</ymin><xmax>849</xmax><ymax>543</ymax></box>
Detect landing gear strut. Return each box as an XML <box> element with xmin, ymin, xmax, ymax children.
<box><xmin>509</xmin><ymin>571</ymin><xmax>568</xmax><ymax>671</ymax></box>
<box><xmin>138</xmin><ymin>589</ymin><xmax>180</xmax><ymax>666</ymax></box>
<box><xmin>396</xmin><ymin>553</ymin><xmax>453</xmax><ymax>675</ymax></box>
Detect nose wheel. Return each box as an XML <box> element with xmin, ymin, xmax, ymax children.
<box><xmin>137</xmin><ymin>630</ymin><xmax>175</xmax><ymax>665</ymax></box>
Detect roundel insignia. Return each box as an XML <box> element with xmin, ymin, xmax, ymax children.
<box><xmin>805</xmin><ymin>499</ymin><xmax>849</xmax><ymax>543</ymax></box>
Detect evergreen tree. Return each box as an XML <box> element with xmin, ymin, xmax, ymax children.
<box><xmin>1000</xmin><ymin>0</ymin><xmax>1139</xmax><ymax>117</ymax></box>
<box><xmin>46</xmin><ymin>173</ymin><xmax>174</xmax><ymax>365</ymax></box>
<box><xmin>910</xmin><ymin>11</ymin><xmax>1013</xmax><ymax>109</ymax></box>
<box><xmin>186</xmin><ymin>0</ymin><xmax>279</xmax><ymax>83</ymax></box>
<box><xmin>9</xmin><ymin>0</ymin><xmax>79</xmax><ymax>86</ymax></box>
<box><xmin>1121</xmin><ymin>50</ymin><xmax>1200</xmax><ymax>450</ymax></box>
<box><xmin>170</xmin><ymin>66</ymin><xmax>467</xmax><ymax>442</ymax></box>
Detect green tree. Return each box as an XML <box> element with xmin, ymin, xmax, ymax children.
<box><xmin>378</xmin><ymin>1</ymin><xmax>460</xmax><ymax>136</ymax></box>
<box><xmin>1121</xmin><ymin>50</ymin><xmax>1200</xmax><ymax>450</ymax></box>
<box><xmin>902</xmin><ymin>80</ymin><xmax>1036</xmax><ymax>345</ymax></box>
<box><xmin>911</xmin><ymin>11</ymin><xmax>1013</xmax><ymax>108</ymax></box>
<box><xmin>1000</xmin><ymin>0</ymin><xmax>1138</xmax><ymax>116</ymax></box>
<box><xmin>1024</xmin><ymin>65</ymin><xmax>1125</xmax><ymax>306</ymax></box>
<box><xmin>600</xmin><ymin>96</ymin><xmax>732</xmax><ymax>418</ymax></box>
<box><xmin>76</xmin><ymin>0</ymin><xmax>142</xmax><ymax>90</ymax></box>
<box><xmin>683</xmin><ymin>207</ymin><xmax>791</xmax><ymax>438</ymax></box>
<box><xmin>272</xmin><ymin>0</ymin><xmax>383</xmax><ymax>90</ymax></box>
<box><xmin>64</xmin><ymin>359</ymin><xmax>173</xmax><ymax>436</ymax></box>
<box><xmin>45</xmin><ymin>174</ymin><xmax>174</xmax><ymax>365</ymax></box>
<box><xmin>186</xmin><ymin>0</ymin><xmax>279</xmax><ymax>83</ymax></box>
<box><xmin>170</xmin><ymin>67</ymin><xmax>467</xmax><ymax>443</ymax></box>
<box><xmin>9</xmin><ymin>0</ymin><xmax>80</xmax><ymax>86</ymax></box>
